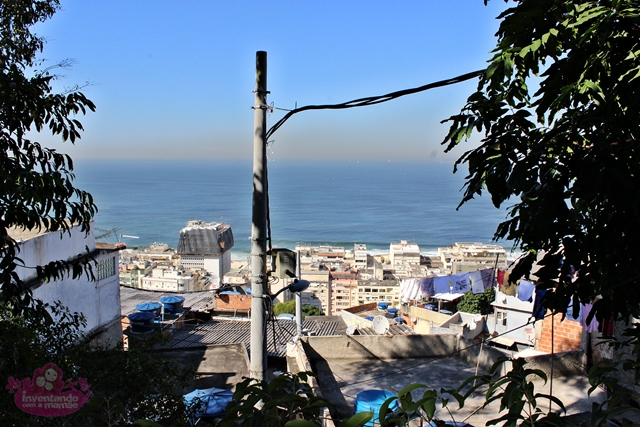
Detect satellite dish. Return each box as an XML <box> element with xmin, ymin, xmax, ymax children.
<box><xmin>346</xmin><ymin>326</ymin><xmax>356</xmax><ymax>335</ymax></box>
<box><xmin>372</xmin><ymin>316</ymin><xmax>390</xmax><ymax>335</ymax></box>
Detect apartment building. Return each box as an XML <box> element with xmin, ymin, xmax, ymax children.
<box><xmin>438</xmin><ymin>242</ymin><xmax>507</xmax><ymax>273</ymax></box>
<box><xmin>140</xmin><ymin>267</ymin><xmax>196</xmax><ymax>292</ymax></box>
<box><xmin>389</xmin><ymin>240</ymin><xmax>420</xmax><ymax>268</ymax></box>
<box><xmin>357</xmin><ymin>279</ymin><xmax>400</xmax><ymax>307</ymax></box>
<box><xmin>178</xmin><ymin>220</ymin><xmax>234</xmax><ymax>287</ymax></box>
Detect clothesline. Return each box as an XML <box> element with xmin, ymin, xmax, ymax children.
<box><xmin>399</xmin><ymin>268</ymin><xmax>495</xmax><ymax>304</ymax></box>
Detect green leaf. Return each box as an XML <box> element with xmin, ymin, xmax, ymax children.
<box><xmin>285</xmin><ymin>420</ymin><xmax>321</xmax><ymax>427</ymax></box>
<box><xmin>339</xmin><ymin>411</ymin><xmax>373</xmax><ymax>427</ymax></box>
<box><xmin>133</xmin><ymin>420</ymin><xmax>164</xmax><ymax>427</ymax></box>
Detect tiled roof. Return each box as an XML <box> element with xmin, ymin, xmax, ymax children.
<box><xmin>160</xmin><ymin>318</ymin><xmax>340</xmax><ymax>357</ymax></box>
<box><xmin>120</xmin><ymin>286</ymin><xmax>213</xmax><ymax>316</ymax></box>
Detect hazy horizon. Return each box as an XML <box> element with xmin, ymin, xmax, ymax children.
<box><xmin>33</xmin><ymin>1</ymin><xmax>507</xmax><ymax>161</ymax></box>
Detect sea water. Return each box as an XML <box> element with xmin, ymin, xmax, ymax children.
<box><xmin>72</xmin><ymin>159</ymin><xmax>513</xmax><ymax>259</ymax></box>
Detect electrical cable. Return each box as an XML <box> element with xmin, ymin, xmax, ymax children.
<box><xmin>262</xmin><ymin>69</ymin><xmax>484</xmax><ymax>250</ymax></box>
<box><xmin>265</xmin><ymin>69</ymin><xmax>484</xmax><ymax>140</ymax></box>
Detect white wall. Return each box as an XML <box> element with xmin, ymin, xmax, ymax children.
<box><xmin>32</xmin><ymin>252</ymin><xmax>121</xmax><ymax>336</ymax></box>
<box><xmin>14</xmin><ymin>223</ymin><xmax>121</xmax><ymax>343</ymax></box>
<box><xmin>15</xmin><ymin>223</ymin><xmax>96</xmax><ymax>283</ymax></box>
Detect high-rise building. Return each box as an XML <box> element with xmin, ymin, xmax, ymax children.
<box><xmin>177</xmin><ymin>220</ymin><xmax>234</xmax><ymax>288</ymax></box>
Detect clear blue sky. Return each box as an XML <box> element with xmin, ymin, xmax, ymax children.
<box><xmin>35</xmin><ymin>0</ymin><xmax>508</xmax><ymax>161</ymax></box>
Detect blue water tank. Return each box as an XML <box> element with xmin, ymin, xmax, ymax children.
<box><xmin>378</xmin><ymin>302</ymin><xmax>390</xmax><ymax>311</ymax></box>
<box><xmin>136</xmin><ymin>302</ymin><xmax>162</xmax><ymax>316</ymax></box>
<box><xmin>394</xmin><ymin>317</ymin><xmax>405</xmax><ymax>324</ymax></box>
<box><xmin>128</xmin><ymin>311</ymin><xmax>156</xmax><ymax>333</ymax></box>
<box><xmin>365</xmin><ymin>316</ymin><xmax>375</xmax><ymax>321</ymax></box>
<box><xmin>354</xmin><ymin>389</ymin><xmax>398</xmax><ymax>426</ymax></box>
<box><xmin>387</xmin><ymin>308</ymin><xmax>398</xmax><ymax>317</ymax></box>
<box><xmin>160</xmin><ymin>295</ymin><xmax>185</xmax><ymax>314</ymax></box>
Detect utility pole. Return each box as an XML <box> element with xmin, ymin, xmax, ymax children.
<box><xmin>295</xmin><ymin>250</ymin><xmax>302</xmax><ymax>337</ymax></box>
<box><xmin>250</xmin><ymin>51</ymin><xmax>268</xmax><ymax>381</ymax></box>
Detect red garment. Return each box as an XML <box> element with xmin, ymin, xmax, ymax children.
<box><xmin>600</xmin><ymin>314</ymin><xmax>615</xmax><ymax>337</ymax></box>
<box><xmin>497</xmin><ymin>269</ymin><xmax>505</xmax><ymax>288</ymax></box>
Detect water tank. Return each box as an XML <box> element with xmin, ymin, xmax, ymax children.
<box><xmin>128</xmin><ymin>311</ymin><xmax>156</xmax><ymax>333</ymax></box>
<box><xmin>365</xmin><ymin>316</ymin><xmax>375</xmax><ymax>321</ymax></box>
<box><xmin>387</xmin><ymin>308</ymin><xmax>398</xmax><ymax>317</ymax></box>
<box><xmin>394</xmin><ymin>317</ymin><xmax>406</xmax><ymax>324</ymax></box>
<box><xmin>135</xmin><ymin>302</ymin><xmax>162</xmax><ymax>317</ymax></box>
<box><xmin>378</xmin><ymin>302</ymin><xmax>390</xmax><ymax>311</ymax></box>
<box><xmin>354</xmin><ymin>389</ymin><xmax>398</xmax><ymax>426</ymax></box>
<box><xmin>160</xmin><ymin>295</ymin><xmax>185</xmax><ymax>314</ymax></box>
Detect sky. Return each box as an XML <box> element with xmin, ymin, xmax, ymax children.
<box><xmin>34</xmin><ymin>0</ymin><xmax>509</xmax><ymax>161</ymax></box>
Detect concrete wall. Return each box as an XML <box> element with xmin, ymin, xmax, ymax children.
<box><xmin>456</xmin><ymin>337</ymin><xmax>585</xmax><ymax>377</ymax></box>
<box><xmin>302</xmin><ymin>334</ymin><xmax>457</xmax><ymax>360</ymax></box>
<box><xmin>340</xmin><ymin>310</ymin><xmax>374</xmax><ymax>330</ymax></box>
<box><xmin>15</xmin><ymin>223</ymin><xmax>96</xmax><ymax>282</ymax></box>
<box><xmin>410</xmin><ymin>305</ymin><xmax>451</xmax><ymax>334</ymax></box>
<box><xmin>32</xmin><ymin>250</ymin><xmax>121</xmax><ymax>341</ymax></box>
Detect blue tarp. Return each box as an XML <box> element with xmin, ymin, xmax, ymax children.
<box><xmin>184</xmin><ymin>387</ymin><xmax>233</xmax><ymax>418</ymax></box>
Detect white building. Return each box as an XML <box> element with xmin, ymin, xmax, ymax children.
<box><xmin>438</xmin><ymin>242</ymin><xmax>508</xmax><ymax>273</ymax></box>
<box><xmin>8</xmin><ymin>223</ymin><xmax>122</xmax><ymax>347</ymax></box>
<box><xmin>177</xmin><ymin>220</ymin><xmax>234</xmax><ymax>288</ymax></box>
<box><xmin>354</xmin><ymin>244</ymin><xmax>368</xmax><ymax>270</ymax></box>
<box><xmin>140</xmin><ymin>267</ymin><xmax>195</xmax><ymax>292</ymax></box>
<box><xmin>389</xmin><ymin>240</ymin><xmax>420</xmax><ymax>268</ymax></box>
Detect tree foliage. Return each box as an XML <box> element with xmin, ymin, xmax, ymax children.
<box><xmin>0</xmin><ymin>302</ymin><xmax>196</xmax><ymax>426</ymax></box>
<box><xmin>0</xmin><ymin>0</ymin><xmax>97</xmax><ymax>315</ymax></box>
<box><xmin>442</xmin><ymin>0</ymin><xmax>640</xmax><ymax>322</ymax></box>
<box><xmin>273</xmin><ymin>300</ymin><xmax>324</xmax><ymax>318</ymax></box>
<box><xmin>456</xmin><ymin>287</ymin><xmax>495</xmax><ymax>315</ymax></box>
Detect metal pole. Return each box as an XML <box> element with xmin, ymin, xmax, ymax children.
<box><xmin>250</xmin><ymin>51</ymin><xmax>268</xmax><ymax>381</ymax></box>
<box><xmin>295</xmin><ymin>250</ymin><xmax>302</xmax><ymax>337</ymax></box>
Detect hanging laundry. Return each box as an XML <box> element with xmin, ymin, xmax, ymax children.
<box><xmin>497</xmin><ymin>269</ymin><xmax>505</xmax><ymax>287</ymax></box>
<box><xmin>469</xmin><ymin>270</ymin><xmax>484</xmax><ymax>294</ymax></box>
<box><xmin>433</xmin><ymin>275</ymin><xmax>451</xmax><ymax>294</ymax></box>
<box><xmin>421</xmin><ymin>277</ymin><xmax>435</xmax><ymax>298</ymax></box>
<box><xmin>399</xmin><ymin>279</ymin><xmax>411</xmax><ymax>304</ymax></box>
<box><xmin>502</xmin><ymin>280</ymin><xmax>516</xmax><ymax>296</ymax></box>
<box><xmin>480</xmin><ymin>268</ymin><xmax>495</xmax><ymax>289</ymax></box>
<box><xmin>580</xmin><ymin>303</ymin><xmax>599</xmax><ymax>333</ymax></box>
<box><xmin>451</xmin><ymin>272</ymin><xmax>470</xmax><ymax>293</ymax></box>
<box><xmin>566</xmin><ymin>296</ymin><xmax>581</xmax><ymax>322</ymax></box>
<box><xmin>409</xmin><ymin>278</ymin><xmax>421</xmax><ymax>301</ymax></box>
<box><xmin>517</xmin><ymin>279</ymin><xmax>535</xmax><ymax>302</ymax></box>
<box><xmin>532</xmin><ymin>289</ymin><xmax>548</xmax><ymax>320</ymax></box>
<box><xmin>600</xmin><ymin>313</ymin><xmax>615</xmax><ymax>337</ymax></box>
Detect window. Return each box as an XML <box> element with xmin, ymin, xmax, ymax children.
<box><xmin>97</xmin><ymin>257</ymin><xmax>116</xmax><ymax>281</ymax></box>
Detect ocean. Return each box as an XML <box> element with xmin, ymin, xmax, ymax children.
<box><xmin>72</xmin><ymin>159</ymin><xmax>513</xmax><ymax>260</ymax></box>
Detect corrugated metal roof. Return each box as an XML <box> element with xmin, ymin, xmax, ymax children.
<box><xmin>356</xmin><ymin>323</ymin><xmax>416</xmax><ymax>336</ymax></box>
<box><xmin>160</xmin><ymin>318</ymin><xmax>339</xmax><ymax>357</ymax></box>
<box><xmin>120</xmin><ymin>286</ymin><xmax>213</xmax><ymax>316</ymax></box>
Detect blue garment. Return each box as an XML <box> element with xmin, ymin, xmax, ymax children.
<box><xmin>451</xmin><ymin>273</ymin><xmax>470</xmax><ymax>293</ymax></box>
<box><xmin>532</xmin><ymin>289</ymin><xmax>548</xmax><ymax>319</ymax></box>
<box><xmin>421</xmin><ymin>277</ymin><xmax>435</xmax><ymax>297</ymax></box>
<box><xmin>480</xmin><ymin>268</ymin><xmax>495</xmax><ymax>289</ymax></box>
<box><xmin>433</xmin><ymin>276</ymin><xmax>451</xmax><ymax>294</ymax></box>
<box><xmin>517</xmin><ymin>280</ymin><xmax>535</xmax><ymax>302</ymax></box>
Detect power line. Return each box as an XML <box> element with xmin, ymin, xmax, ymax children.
<box><xmin>263</xmin><ymin>69</ymin><xmax>484</xmax><ymax>251</ymax></box>
<box><xmin>265</xmin><ymin>69</ymin><xmax>484</xmax><ymax>140</ymax></box>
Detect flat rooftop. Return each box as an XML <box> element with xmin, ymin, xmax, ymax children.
<box><xmin>301</xmin><ymin>335</ymin><xmax>605</xmax><ymax>426</ymax></box>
